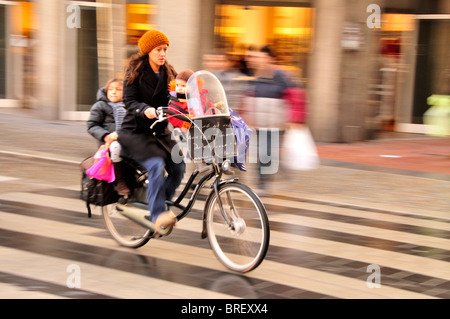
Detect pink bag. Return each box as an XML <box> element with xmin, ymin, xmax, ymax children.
<box><xmin>283</xmin><ymin>87</ymin><xmax>307</xmax><ymax>124</ymax></box>
<box><xmin>86</xmin><ymin>145</ymin><xmax>115</xmax><ymax>183</ymax></box>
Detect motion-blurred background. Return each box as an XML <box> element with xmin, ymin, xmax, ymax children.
<box><xmin>1</xmin><ymin>0</ymin><xmax>449</xmax><ymax>142</ymax></box>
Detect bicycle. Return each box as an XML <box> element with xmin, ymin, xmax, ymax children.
<box><xmin>102</xmin><ymin>71</ymin><xmax>270</xmax><ymax>273</ymax></box>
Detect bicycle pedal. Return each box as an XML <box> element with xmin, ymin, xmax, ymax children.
<box><xmin>150</xmin><ymin>231</ymin><xmax>163</xmax><ymax>239</ymax></box>
<box><xmin>154</xmin><ymin>223</ymin><xmax>174</xmax><ymax>237</ymax></box>
<box><xmin>223</xmin><ymin>169</ymin><xmax>235</xmax><ymax>176</ymax></box>
<box><xmin>143</xmin><ymin>213</ymin><xmax>173</xmax><ymax>237</ymax></box>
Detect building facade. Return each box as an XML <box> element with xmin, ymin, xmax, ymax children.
<box><xmin>1</xmin><ymin>0</ymin><xmax>449</xmax><ymax>142</ymax></box>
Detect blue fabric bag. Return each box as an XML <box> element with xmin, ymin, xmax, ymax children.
<box><xmin>230</xmin><ymin>108</ymin><xmax>252</xmax><ymax>171</ymax></box>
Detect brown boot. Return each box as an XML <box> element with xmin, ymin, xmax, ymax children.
<box><xmin>113</xmin><ymin>162</ymin><xmax>130</xmax><ymax>196</ymax></box>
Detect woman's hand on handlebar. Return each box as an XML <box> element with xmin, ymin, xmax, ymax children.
<box><xmin>149</xmin><ymin>107</ymin><xmax>167</xmax><ymax>130</ymax></box>
<box><xmin>149</xmin><ymin>107</ymin><xmax>191</xmax><ymax>130</ymax></box>
<box><xmin>144</xmin><ymin>107</ymin><xmax>157</xmax><ymax>119</ymax></box>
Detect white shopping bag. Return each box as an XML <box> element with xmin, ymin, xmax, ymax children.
<box><xmin>283</xmin><ymin>126</ymin><xmax>319</xmax><ymax>170</ymax></box>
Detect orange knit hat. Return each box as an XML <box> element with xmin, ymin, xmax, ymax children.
<box><xmin>138</xmin><ymin>30</ymin><xmax>170</xmax><ymax>55</ymax></box>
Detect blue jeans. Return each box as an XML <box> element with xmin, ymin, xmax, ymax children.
<box><xmin>139</xmin><ymin>157</ymin><xmax>185</xmax><ymax>222</ymax></box>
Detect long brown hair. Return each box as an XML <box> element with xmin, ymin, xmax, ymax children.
<box><xmin>124</xmin><ymin>53</ymin><xmax>176</xmax><ymax>86</ymax></box>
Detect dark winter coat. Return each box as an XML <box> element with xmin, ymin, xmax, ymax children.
<box><xmin>87</xmin><ymin>88</ymin><xmax>118</xmax><ymax>145</ymax></box>
<box><xmin>118</xmin><ymin>60</ymin><xmax>177</xmax><ymax>163</ymax></box>
<box><xmin>253</xmin><ymin>69</ymin><xmax>290</xmax><ymax>99</ymax></box>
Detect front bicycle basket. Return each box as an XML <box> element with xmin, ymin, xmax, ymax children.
<box><xmin>186</xmin><ymin>115</ymin><xmax>236</xmax><ymax>162</ymax></box>
<box><xmin>184</xmin><ymin>71</ymin><xmax>236</xmax><ymax>162</ymax></box>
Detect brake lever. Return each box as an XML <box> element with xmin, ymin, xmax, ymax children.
<box><xmin>149</xmin><ymin>108</ymin><xmax>165</xmax><ymax>130</ymax></box>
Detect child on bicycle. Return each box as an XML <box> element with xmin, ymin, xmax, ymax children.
<box><xmin>87</xmin><ymin>78</ymin><xmax>130</xmax><ymax>196</ymax></box>
<box><xmin>167</xmin><ymin>69</ymin><xmax>194</xmax><ymax>131</ymax></box>
<box><xmin>168</xmin><ymin>69</ymin><xmax>223</xmax><ymax>128</ymax></box>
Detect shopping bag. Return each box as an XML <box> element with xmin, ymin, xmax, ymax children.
<box><xmin>80</xmin><ymin>156</ymin><xmax>119</xmax><ymax>217</ymax></box>
<box><xmin>282</xmin><ymin>87</ymin><xmax>307</xmax><ymax>124</ymax></box>
<box><xmin>230</xmin><ymin>108</ymin><xmax>253</xmax><ymax>171</ymax></box>
<box><xmin>283</xmin><ymin>126</ymin><xmax>319</xmax><ymax>170</ymax></box>
<box><xmin>86</xmin><ymin>145</ymin><xmax>116</xmax><ymax>183</ymax></box>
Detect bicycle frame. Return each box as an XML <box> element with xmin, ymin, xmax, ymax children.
<box><xmin>121</xmin><ymin>70</ymin><xmax>240</xmax><ymax>236</ymax></box>
<box><xmin>165</xmin><ymin>158</ymin><xmax>239</xmax><ymax>239</ymax></box>
<box><xmin>120</xmin><ymin>102</ymin><xmax>236</xmax><ymax>239</ymax></box>
<box><xmin>152</xmin><ymin>86</ymin><xmax>238</xmax><ymax>236</ymax></box>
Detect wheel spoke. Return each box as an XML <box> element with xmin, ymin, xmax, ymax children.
<box><xmin>206</xmin><ymin>183</ymin><xmax>269</xmax><ymax>272</ymax></box>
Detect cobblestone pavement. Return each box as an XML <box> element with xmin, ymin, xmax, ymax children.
<box><xmin>1</xmin><ymin>108</ymin><xmax>449</xmax><ymax>220</ymax></box>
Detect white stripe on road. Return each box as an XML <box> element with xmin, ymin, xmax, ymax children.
<box><xmin>0</xmin><ymin>175</ymin><xmax>19</xmax><ymax>182</ymax></box>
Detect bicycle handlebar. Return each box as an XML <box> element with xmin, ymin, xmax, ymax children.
<box><xmin>150</xmin><ymin>107</ymin><xmax>191</xmax><ymax>130</ymax></box>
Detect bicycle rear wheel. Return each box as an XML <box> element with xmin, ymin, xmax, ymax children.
<box><xmin>205</xmin><ymin>182</ymin><xmax>270</xmax><ymax>273</ymax></box>
<box><xmin>102</xmin><ymin>202</ymin><xmax>152</xmax><ymax>248</ymax></box>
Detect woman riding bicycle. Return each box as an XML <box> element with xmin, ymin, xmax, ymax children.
<box><xmin>118</xmin><ymin>29</ymin><xmax>185</xmax><ymax>234</ymax></box>
<box><xmin>103</xmin><ymin>70</ymin><xmax>270</xmax><ymax>272</ymax></box>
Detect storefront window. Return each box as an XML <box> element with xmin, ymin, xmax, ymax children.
<box><xmin>214</xmin><ymin>5</ymin><xmax>314</xmax><ymax>80</ymax></box>
<box><xmin>413</xmin><ymin>19</ymin><xmax>450</xmax><ymax>123</ymax></box>
<box><xmin>367</xmin><ymin>13</ymin><xmax>415</xmax><ymax>129</ymax></box>
<box><xmin>76</xmin><ymin>6</ymin><xmax>99</xmax><ymax>110</ymax></box>
<box><xmin>126</xmin><ymin>4</ymin><xmax>156</xmax><ymax>55</ymax></box>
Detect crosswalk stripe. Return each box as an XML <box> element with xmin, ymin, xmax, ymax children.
<box><xmin>274</xmin><ymin>188</ymin><xmax>450</xmax><ymax>220</ymax></box>
<box><xmin>0</xmin><ymin>192</ymin><xmax>88</xmax><ymax>213</ymax></box>
<box><xmin>268</xmin><ymin>213</ymin><xmax>450</xmax><ymax>251</ymax></box>
<box><xmin>0</xmin><ymin>246</ymin><xmax>237</xmax><ymax>299</ymax></box>
<box><xmin>0</xmin><ymin>282</ymin><xmax>67</xmax><ymax>299</ymax></box>
<box><xmin>262</xmin><ymin>196</ymin><xmax>450</xmax><ymax>231</ymax></box>
<box><xmin>0</xmin><ymin>175</ymin><xmax>20</xmax><ymax>182</ymax></box>
<box><xmin>0</xmin><ymin>270</ymin><xmax>111</xmax><ymax>299</ymax></box>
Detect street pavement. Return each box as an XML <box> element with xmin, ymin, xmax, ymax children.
<box><xmin>0</xmin><ymin>107</ymin><xmax>448</xmax><ymax>220</ymax></box>
<box><xmin>0</xmin><ymin>107</ymin><xmax>450</xmax><ymax>300</ymax></box>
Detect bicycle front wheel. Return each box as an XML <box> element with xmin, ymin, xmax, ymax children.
<box><xmin>102</xmin><ymin>203</ymin><xmax>152</xmax><ymax>248</ymax></box>
<box><xmin>205</xmin><ymin>182</ymin><xmax>270</xmax><ymax>273</ymax></box>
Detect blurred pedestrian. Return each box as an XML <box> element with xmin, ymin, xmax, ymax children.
<box><xmin>242</xmin><ymin>44</ymin><xmax>259</xmax><ymax>76</ymax></box>
<box><xmin>205</xmin><ymin>52</ymin><xmax>248</xmax><ymax>112</ymax></box>
<box><xmin>87</xmin><ymin>78</ymin><xmax>130</xmax><ymax>195</ymax></box>
<box><xmin>202</xmin><ymin>53</ymin><xmax>226</xmax><ymax>72</ymax></box>
<box><xmin>246</xmin><ymin>45</ymin><xmax>291</xmax><ymax>194</ymax></box>
<box><xmin>118</xmin><ymin>29</ymin><xmax>185</xmax><ymax>233</ymax></box>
